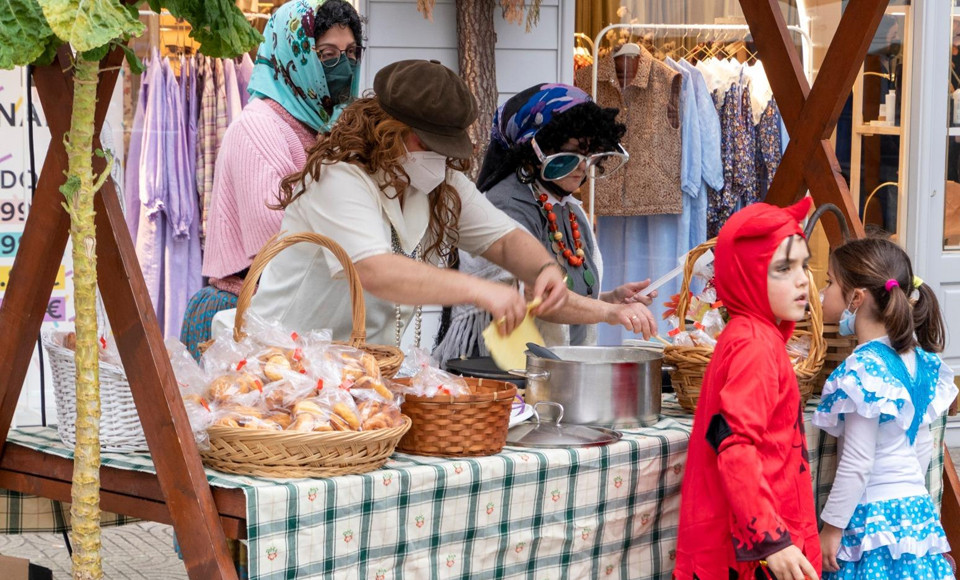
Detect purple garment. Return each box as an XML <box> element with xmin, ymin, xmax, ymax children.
<box><xmin>124</xmin><ymin>64</ymin><xmax>150</xmax><ymax>244</ymax></box>
<box><xmin>223</xmin><ymin>58</ymin><xmax>243</xmax><ymax>125</ymax></box>
<box><xmin>135</xmin><ymin>55</ymin><xmax>168</xmax><ymax>327</ymax></box>
<box><xmin>237</xmin><ymin>53</ymin><xmax>254</xmax><ymax>108</ymax></box>
<box><xmin>162</xmin><ymin>59</ymin><xmax>203</xmax><ymax>338</ymax></box>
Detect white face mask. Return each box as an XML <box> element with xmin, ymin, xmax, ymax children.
<box><xmin>402</xmin><ymin>147</ymin><xmax>448</xmax><ymax>193</ymax></box>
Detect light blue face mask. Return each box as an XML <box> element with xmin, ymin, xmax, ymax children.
<box><xmin>838</xmin><ymin>294</ymin><xmax>859</xmax><ymax>336</ymax></box>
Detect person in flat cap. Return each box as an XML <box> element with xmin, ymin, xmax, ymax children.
<box><xmin>434</xmin><ymin>83</ymin><xmax>658</xmax><ymax>365</ymax></box>
<box><xmin>213</xmin><ymin>59</ymin><xmax>569</xmax><ymax>346</ymax></box>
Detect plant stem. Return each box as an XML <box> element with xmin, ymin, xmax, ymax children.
<box><xmin>66</xmin><ymin>52</ymin><xmax>102</xmax><ymax>580</ymax></box>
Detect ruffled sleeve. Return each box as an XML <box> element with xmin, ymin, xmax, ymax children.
<box><xmin>918</xmin><ymin>349</ymin><xmax>957</xmax><ymax>426</ymax></box>
<box><xmin>813</xmin><ymin>350</ymin><xmax>912</xmax><ymax>437</ymax></box>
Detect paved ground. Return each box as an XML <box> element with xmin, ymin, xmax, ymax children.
<box><xmin>0</xmin><ymin>521</ymin><xmax>188</xmax><ymax>579</ymax></box>
<box><xmin>3</xmin><ymin>452</ymin><xmax>960</xmax><ymax>579</ymax></box>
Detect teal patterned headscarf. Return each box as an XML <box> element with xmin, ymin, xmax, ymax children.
<box><xmin>247</xmin><ymin>0</ymin><xmax>361</xmax><ymax>133</ymax></box>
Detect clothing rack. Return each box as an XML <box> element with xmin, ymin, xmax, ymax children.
<box><xmin>586</xmin><ymin>22</ymin><xmax>813</xmax><ymax>225</ymax></box>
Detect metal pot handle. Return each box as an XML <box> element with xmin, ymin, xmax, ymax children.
<box><xmin>508</xmin><ymin>369</ymin><xmax>550</xmax><ymax>380</ymax></box>
<box><xmin>532</xmin><ymin>401</ymin><xmax>565</xmax><ymax>426</ymax></box>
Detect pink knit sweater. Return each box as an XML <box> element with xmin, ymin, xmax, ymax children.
<box><xmin>201</xmin><ymin>98</ymin><xmax>316</xmax><ymax>280</ymax></box>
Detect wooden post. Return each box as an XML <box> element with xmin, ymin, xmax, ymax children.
<box><xmin>0</xmin><ymin>47</ymin><xmax>237</xmax><ymax>580</ymax></box>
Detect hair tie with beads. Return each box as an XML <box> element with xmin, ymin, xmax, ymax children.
<box><xmin>885</xmin><ymin>279</ymin><xmax>900</xmax><ymax>292</ymax></box>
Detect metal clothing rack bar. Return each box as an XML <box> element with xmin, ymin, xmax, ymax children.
<box><xmin>138</xmin><ymin>8</ymin><xmax>271</xmax><ymax>21</ymax></box>
<box><xmin>585</xmin><ymin>22</ymin><xmax>813</xmax><ymax>225</ymax></box>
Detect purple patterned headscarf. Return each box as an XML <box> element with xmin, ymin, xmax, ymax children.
<box><xmin>478</xmin><ymin>84</ymin><xmax>592</xmax><ymax>191</ymax></box>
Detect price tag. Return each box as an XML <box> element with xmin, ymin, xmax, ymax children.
<box><xmin>0</xmin><ymin>231</ymin><xmax>21</xmax><ymax>258</ymax></box>
<box><xmin>0</xmin><ymin>199</ymin><xmax>30</xmax><ymax>223</ymax></box>
<box><xmin>0</xmin><ymin>296</ymin><xmax>67</xmax><ymax>322</ymax></box>
<box><xmin>0</xmin><ymin>264</ymin><xmax>65</xmax><ymax>291</ymax></box>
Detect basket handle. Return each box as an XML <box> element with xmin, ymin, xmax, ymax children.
<box><xmin>673</xmin><ymin>240</ymin><xmax>826</xmax><ymax>364</ymax></box>
<box><xmin>234</xmin><ymin>232</ymin><xmax>367</xmax><ymax>347</ymax></box>
<box><xmin>674</xmin><ymin>238</ymin><xmax>717</xmax><ymax>325</ymax></box>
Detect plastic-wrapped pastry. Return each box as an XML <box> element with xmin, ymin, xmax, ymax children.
<box><xmin>332</xmin><ymin>402</ymin><xmax>361</xmax><ymax>430</ymax></box>
<box><xmin>352</xmin><ymin>375</ymin><xmax>394</xmax><ymax>401</ymax></box>
<box><xmin>206</xmin><ymin>372</ymin><xmax>263</xmax><ymax>402</ymax></box>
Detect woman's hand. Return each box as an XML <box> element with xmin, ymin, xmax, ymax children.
<box><xmin>604</xmin><ymin>302</ymin><xmax>657</xmax><ymax>339</ymax></box>
<box><xmin>820</xmin><ymin>523</ymin><xmax>843</xmax><ymax>573</ymax></box>
<box><xmin>764</xmin><ymin>544</ymin><xmax>820</xmax><ymax>580</ymax></box>
<box><xmin>474</xmin><ymin>281</ymin><xmax>527</xmax><ymax>336</ymax></box>
<box><xmin>530</xmin><ymin>263</ymin><xmax>568</xmax><ymax>317</ymax></box>
<box><xmin>602</xmin><ymin>279</ymin><xmax>656</xmax><ymax>305</ymax></box>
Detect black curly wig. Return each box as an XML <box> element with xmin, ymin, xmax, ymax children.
<box><xmin>476</xmin><ymin>99</ymin><xmax>626</xmax><ymax>192</ymax></box>
<box><xmin>314</xmin><ymin>0</ymin><xmax>364</xmax><ymax>51</ymax></box>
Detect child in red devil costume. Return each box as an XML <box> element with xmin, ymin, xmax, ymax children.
<box><xmin>674</xmin><ymin>198</ymin><xmax>821</xmax><ymax>580</ymax></box>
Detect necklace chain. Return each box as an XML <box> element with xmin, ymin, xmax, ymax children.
<box><xmin>391</xmin><ymin>228</ymin><xmax>423</xmax><ymax>349</ymax></box>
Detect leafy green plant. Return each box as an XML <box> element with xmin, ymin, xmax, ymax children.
<box><xmin>0</xmin><ymin>2</ymin><xmax>260</xmax><ymax>578</ymax></box>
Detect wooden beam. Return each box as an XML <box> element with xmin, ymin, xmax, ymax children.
<box><xmin>739</xmin><ymin>0</ymin><xmax>876</xmax><ymax>243</ymax></box>
<box><xmin>91</xmin><ymin>69</ymin><xmax>239</xmax><ymax>580</ymax></box>
<box><xmin>942</xmin><ymin>446</ymin><xmax>960</xmax><ymax>565</ymax></box>
<box><xmin>0</xmin><ymin>443</ymin><xmax>247</xmax><ymax>527</ymax></box>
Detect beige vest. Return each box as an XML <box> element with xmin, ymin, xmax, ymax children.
<box><xmin>575</xmin><ymin>47</ymin><xmax>682</xmax><ymax>216</ymax></box>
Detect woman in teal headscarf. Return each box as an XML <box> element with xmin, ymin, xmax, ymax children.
<box><xmin>183</xmin><ymin>0</ymin><xmax>364</xmax><ymax>361</ymax></box>
<box><xmin>247</xmin><ymin>0</ymin><xmax>363</xmax><ymax>131</ymax></box>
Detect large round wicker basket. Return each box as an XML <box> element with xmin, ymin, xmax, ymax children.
<box><xmin>393</xmin><ymin>377</ymin><xmax>516</xmax><ymax>457</ymax></box>
<box><xmin>200</xmin><ymin>232</ymin><xmax>410</xmax><ymax>478</ymax></box>
<box><xmin>663</xmin><ymin>238</ymin><xmax>826</xmax><ymax>413</ymax></box>
<box><xmin>41</xmin><ymin>330</ymin><xmax>148</xmax><ymax>452</ymax></box>
<box><xmin>202</xmin><ymin>417</ymin><xmax>412</xmax><ymax>478</ymax></box>
<box><xmin>233</xmin><ymin>232</ymin><xmax>404</xmax><ymax>378</ymax></box>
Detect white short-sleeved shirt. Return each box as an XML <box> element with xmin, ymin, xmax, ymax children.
<box><xmin>215</xmin><ymin>162</ymin><xmax>517</xmax><ymax>346</ymax></box>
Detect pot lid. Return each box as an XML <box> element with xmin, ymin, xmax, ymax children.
<box><xmin>506</xmin><ymin>402</ymin><xmax>622</xmax><ymax>448</ymax></box>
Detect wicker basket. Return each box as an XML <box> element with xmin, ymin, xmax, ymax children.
<box><xmin>393</xmin><ymin>377</ymin><xmax>517</xmax><ymax>457</ymax></box>
<box><xmin>200</xmin><ymin>232</ymin><xmax>411</xmax><ymax>477</ymax></box>
<box><xmin>41</xmin><ymin>330</ymin><xmax>148</xmax><ymax>452</ymax></box>
<box><xmin>664</xmin><ymin>238</ymin><xmax>826</xmax><ymax>413</ymax></box>
<box><xmin>234</xmin><ymin>232</ymin><xmax>404</xmax><ymax>378</ymax></box>
<box><xmin>201</xmin><ymin>416</ymin><xmax>412</xmax><ymax>478</ymax></box>
<box><xmin>814</xmin><ymin>323</ymin><xmax>858</xmax><ymax>391</ymax></box>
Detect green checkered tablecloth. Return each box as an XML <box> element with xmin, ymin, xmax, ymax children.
<box><xmin>0</xmin><ymin>395</ymin><xmax>947</xmax><ymax>580</ymax></box>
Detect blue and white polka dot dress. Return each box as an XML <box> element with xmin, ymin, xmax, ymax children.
<box><xmin>814</xmin><ymin>340</ymin><xmax>957</xmax><ymax>580</ymax></box>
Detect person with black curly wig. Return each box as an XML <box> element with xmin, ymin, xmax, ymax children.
<box><xmin>182</xmin><ymin>0</ymin><xmax>365</xmax><ymax>360</ymax></box>
<box><xmin>434</xmin><ymin>84</ymin><xmax>658</xmax><ymax>364</ymax></box>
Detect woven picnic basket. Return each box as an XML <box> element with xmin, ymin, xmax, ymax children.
<box><xmin>42</xmin><ymin>330</ymin><xmax>149</xmax><ymax>452</ymax></box>
<box><xmin>663</xmin><ymin>238</ymin><xmax>826</xmax><ymax>413</ymax></box>
<box><xmin>393</xmin><ymin>377</ymin><xmax>517</xmax><ymax>457</ymax></box>
<box><xmin>201</xmin><ymin>232</ymin><xmax>410</xmax><ymax>478</ymax></box>
<box><xmin>233</xmin><ymin>232</ymin><xmax>404</xmax><ymax>378</ymax></box>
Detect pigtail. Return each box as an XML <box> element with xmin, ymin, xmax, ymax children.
<box><xmin>881</xmin><ymin>280</ymin><xmax>915</xmax><ymax>353</ymax></box>
<box><xmin>913</xmin><ymin>282</ymin><xmax>945</xmax><ymax>353</ymax></box>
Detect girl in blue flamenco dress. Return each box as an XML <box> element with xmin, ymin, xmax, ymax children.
<box><xmin>815</xmin><ymin>237</ymin><xmax>957</xmax><ymax>580</ymax></box>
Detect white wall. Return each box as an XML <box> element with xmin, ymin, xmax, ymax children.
<box><xmin>358</xmin><ymin>0</ymin><xmax>575</xmax><ymax>102</ymax></box>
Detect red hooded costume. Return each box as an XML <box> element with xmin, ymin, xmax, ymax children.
<box><xmin>674</xmin><ymin>199</ymin><xmax>821</xmax><ymax>580</ymax></box>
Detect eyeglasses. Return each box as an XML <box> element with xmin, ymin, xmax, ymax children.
<box><xmin>531</xmin><ymin>137</ymin><xmax>629</xmax><ymax>181</ymax></box>
<box><xmin>315</xmin><ymin>43</ymin><xmax>364</xmax><ymax>67</ymax></box>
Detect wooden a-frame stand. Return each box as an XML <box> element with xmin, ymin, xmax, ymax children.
<box><xmin>0</xmin><ymin>46</ymin><xmax>242</xmax><ymax>578</ymax></box>
<box><xmin>742</xmin><ymin>0</ymin><xmax>960</xmax><ymax>554</ymax></box>
<box><xmin>0</xmin><ymin>3</ymin><xmax>955</xmax><ymax>579</ymax></box>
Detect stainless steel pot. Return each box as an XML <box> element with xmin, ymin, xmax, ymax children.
<box><xmin>513</xmin><ymin>346</ymin><xmax>664</xmax><ymax>428</ymax></box>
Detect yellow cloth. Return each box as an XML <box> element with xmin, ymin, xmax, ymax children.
<box><xmin>482</xmin><ymin>300</ymin><xmax>545</xmax><ymax>371</ymax></box>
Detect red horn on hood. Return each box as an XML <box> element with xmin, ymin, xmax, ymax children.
<box><xmin>784</xmin><ymin>197</ymin><xmax>813</xmax><ymax>233</ymax></box>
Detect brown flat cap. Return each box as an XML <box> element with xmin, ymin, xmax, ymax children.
<box><xmin>374</xmin><ymin>59</ymin><xmax>479</xmax><ymax>159</ymax></box>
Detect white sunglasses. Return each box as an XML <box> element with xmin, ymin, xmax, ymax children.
<box><xmin>530</xmin><ymin>136</ymin><xmax>629</xmax><ymax>181</ymax></box>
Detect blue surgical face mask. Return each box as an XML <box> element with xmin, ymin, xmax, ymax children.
<box><xmin>837</xmin><ymin>294</ymin><xmax>859</xmax><ymax>336</ymax></box>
